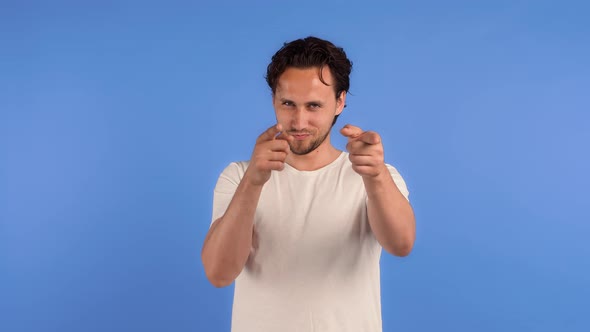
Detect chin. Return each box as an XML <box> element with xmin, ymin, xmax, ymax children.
<box><xmin>290</xmin><ymin>143</ymin><xmax>320</xmax><ymax>156</ymax></box>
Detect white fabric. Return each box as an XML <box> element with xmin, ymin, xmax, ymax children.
<box><xmin>211</xmin><ymin>152</ymin><xmax>409</xmax><ymax>332</ymax></box>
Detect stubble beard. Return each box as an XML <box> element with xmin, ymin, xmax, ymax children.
<box><xmin>289</xmin><ymin>129</ymin><xmax>331</xmax><ymax>155</ymax></box>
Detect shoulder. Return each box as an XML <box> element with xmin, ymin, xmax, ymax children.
<box><xmin>216</xmin><ymin>160</ymin><xmax>250</xmax><ymax>185</ymax></box>
<box><xmin>220</xmin><ymin>160</ymin><xmax>250</xmax><ymax>175</ymax></box>
<box><xmin>384</xmin><ymin>162</ymin><xmax>410</xmax><ymax>201</ymax></box>
<box><xmin>384</xmin><ymin>163</ymin><xmax>402</xmax><ymax>176</ymax></box>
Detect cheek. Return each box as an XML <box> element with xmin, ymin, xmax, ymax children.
<box><xmin>318</xmin><ymin>112</ymin><xmax>335</xmax><ymax>126</ymax></box>
<box><xmin>307</xmin><ymin>112</ymin><xmax>333</xmax><ymax>128</ymax></box>
<box><xmin>275</xmin><ymin>110</ymin><xmax>290</xmax><ymax>125</ymax></box>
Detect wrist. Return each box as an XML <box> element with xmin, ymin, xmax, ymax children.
<box><xmin>243</xmin><ymin>168</ymin><xmax>268</xmax><ymax>189</ymax></box>
<box><xmin>361</xmin><ymin>164</ymin><xmax>389</xmax><ymax>181</ymax></box>
<box><xmin>362</xmin><ymin>164</ymin><xmax>391</xmax><ymax>192</ymax></box>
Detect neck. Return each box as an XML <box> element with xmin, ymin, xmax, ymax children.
<box><xmin>285</xmin><ymin>134</ymin><xmax>342</xmax><ymax>171</ymax></box>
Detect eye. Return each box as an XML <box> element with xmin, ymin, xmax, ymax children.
<box><xmin>308</xmin><ymin>103</ymin><xmax>321</xmax><ymax>110</ymax></box>
<box><xmin>282</xmin><ymin>101</ymin><xmax>294</xmax><ymax>107</ymax></box>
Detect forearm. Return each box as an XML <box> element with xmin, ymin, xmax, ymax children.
<box><xmin>202</xmin><ymin>176</ymin><xmax>263</xmax><ymax>287</ymax></box>
<box><xmin>364</xmin><ymin>168</ymin><xmax>416</xmax><ymax>256</ymax></box>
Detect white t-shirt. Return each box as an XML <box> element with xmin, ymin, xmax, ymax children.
<box><xmin>211</xmin><ymin>152</ymin><xmax>410</xmax><ymax>332</ymax></box>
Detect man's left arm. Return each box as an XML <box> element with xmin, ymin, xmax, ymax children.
<box><xmin>341</xmin><ymin>124</ymin><xmax>416</xmax><ymax>257</ymax></box>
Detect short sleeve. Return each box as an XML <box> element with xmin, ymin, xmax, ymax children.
<box><xmin>386</xmin><ymin>164</ymin><xmax>410</xmax><ymax>201</ymax></box>
<box><xmin>211</xmin><ymin>161</ymin><xmax>248</xmax><ymax>226</ymax></box>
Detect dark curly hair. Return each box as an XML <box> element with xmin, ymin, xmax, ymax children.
<box><xmin>265</xmin><ymin>36</ymin><xmax>353</xmax><ymax>125</ymax></box>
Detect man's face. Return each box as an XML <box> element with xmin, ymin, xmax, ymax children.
<box><xmin>272</xmin><ymin>66</ymin><xmax>346</xmax><ymax>155</ymax></box>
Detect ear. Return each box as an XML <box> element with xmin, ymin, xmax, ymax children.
<box><xmin>336</xmin><ymin>91</ymin><xmax>347</xmax><ymax>115</ymax></box>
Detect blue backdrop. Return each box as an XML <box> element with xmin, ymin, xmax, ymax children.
<box><xmin>1</xmin><ymin>1</ymin><xmax>589</xmax><ymax>331</ymax></box>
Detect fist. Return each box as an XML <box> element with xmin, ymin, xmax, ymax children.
<box><xmin>245</xmin><ymin>124</ymin><xmax>294</xmax><ymax>186</ymax></box>
<box><xmin>340</xmin><ymin>124</ymin><xmax>387</xmax><ymax>178</ymax></box>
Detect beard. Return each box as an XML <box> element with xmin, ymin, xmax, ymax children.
<box><xmin>288</xmin><ymin>129</ymin><xmax>331</xmax><ymax>155</ymax></box>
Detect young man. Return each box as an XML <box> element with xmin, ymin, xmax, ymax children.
<box><xmin>202</xmin><ymin>36</ymin><xmax>416</xmax><ymax>332</ymax></box>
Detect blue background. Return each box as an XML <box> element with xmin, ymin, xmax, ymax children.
<box><xmin>1</xmin><ymin>1</ymin><xmax>589</xmax><ymax>331</ymax></box>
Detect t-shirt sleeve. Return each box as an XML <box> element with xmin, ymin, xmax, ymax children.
<box><xmin>386</xmin><ymin>164</ymin><xmax>410</xmax><ymax>201</ymax></box>
<box><xmin>211</xmin><ymin>162</ymin><xmax>246</xmax><ymax>227</ymax></box>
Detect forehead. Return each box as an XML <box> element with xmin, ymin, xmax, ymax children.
<box><xmin>275</xmin><ymin>66</ymin><xmax>335</xmax><ymax>100</ymax></box>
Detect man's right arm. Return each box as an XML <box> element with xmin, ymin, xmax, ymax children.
<box><xmin>201</xmin><ymin>177</ymin><xmax>264</xmax><ymax>287</ymax></box>
<box><xmin>201</xmin><ymin>124</ymin><xmax>292</xmax><ymax>287</ymax></box>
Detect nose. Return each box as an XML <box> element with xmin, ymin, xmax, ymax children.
<box><xmin>291</xmin><ymin>108</ymin><xmax>307</xmax><ymax>130</ymax></box>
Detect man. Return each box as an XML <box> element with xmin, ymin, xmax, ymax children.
<box><xmin>201</xmin><ymin>36</ymin><xmax>416</xmax><ymax>332</ymax></box>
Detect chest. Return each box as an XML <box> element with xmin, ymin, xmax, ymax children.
<box><xmin>252</xmin><ymin>168</ymin><xmax>370</xmax><ymax>263</ymax></box>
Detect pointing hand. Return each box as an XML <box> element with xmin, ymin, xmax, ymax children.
<box><xmin>340</xmin><ymin>124</ymin><xmax>387</xmax><ymax>178</ymax></box>
<box><xmin>245</xmin><ymin>124</ymin><xmax>294</xmax><ymax>186</ymax></box>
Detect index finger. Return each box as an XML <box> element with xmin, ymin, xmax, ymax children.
<box><xmin>340</xmin><ymin>124</ymin><xmax>364</xmax><ymax>139</ymax></box>
<box><xmin>358</xmin><ymin>131</ymin><xmax>381</xmax><ymax>145</ymax></box>
<box><xmin>275</xmin><ymin>130</ymin><xmax>295</xmax><ymax>143</ymax></box>
<box><xmin>257</xmin><ymin>124</ymin><xmax>283</xmax><ymax>143</ymax></box>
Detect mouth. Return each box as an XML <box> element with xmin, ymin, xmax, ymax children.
<box><xmin>289</xmin><ymin>132</ymin><xmax>311</xmax><ymax>141</ymax></box>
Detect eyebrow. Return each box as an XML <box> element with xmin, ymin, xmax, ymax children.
<box><xmin>279</xmin><ymin>98</ymin><xmax>324</xmax><ymax>106</ymax></box>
